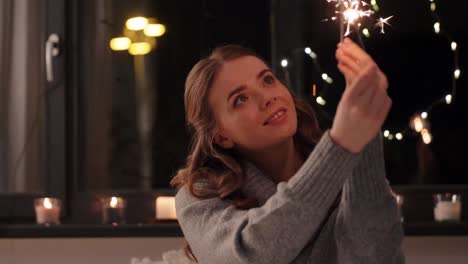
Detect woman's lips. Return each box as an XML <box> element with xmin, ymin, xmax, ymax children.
<box><xmin>263</xmin><ymin>108</ymin><xmax>287</xmax><ymax>126</ymax></box>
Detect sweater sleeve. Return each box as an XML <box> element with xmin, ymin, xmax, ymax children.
<box><xmin>334</xmin><ymin>132</ymin><xmax>405</xmax><ymax>264</ymax></box>
<box><xmin>175</xmin><ymin>130</ymin><xmax>360</xmax><ymax>264</ymax></box>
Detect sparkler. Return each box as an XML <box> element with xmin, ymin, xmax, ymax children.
<box><xmin>325</xmin><ymin>0</ymin><xmax>393</xmax><ymax>43</ymax></box>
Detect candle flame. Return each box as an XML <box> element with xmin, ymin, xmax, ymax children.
<box><xmin>110</xmin><ymin>196</ymin><xmax>118</xmax><ymax>208</ymax></box>
<box><xmin>44</xmin><ymin>198</ymin><xmax>53</xmax><ymax>209</ymax></box>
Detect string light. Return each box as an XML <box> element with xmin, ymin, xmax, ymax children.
<box><xmin>445</xmin><ymin>94</ymin><xmax>452</xmax><ymax>104</ymax></box>
<box><xmin>411</xmin><ymin>116</ymin><xmax>425</xmax><ymax>133</ymax></box>
<box><xmin>280</xmin><ymin>0</ymin><xmax>460</xmax><ymax>144</ymax></box>
<box><xmin>304</xmin><ymin>47</ymin><xmax>318</xmax><ymax>59</ymax></box>
<box><xmin>451</xmin><ymin>42</ymin><xmax>457</xmax><ymax>51</ymax></box>
<box><xmin>316</xmin><ymin>96</ymin><xmax>327</xmax><ymax>106</ymax></box>
<box><xmin>370</xmin><ymin>0</ymin><xmax>379</xmax><ymax>11</ymax></box>
<box><xmin>384</xmin><ymin>0</ymin><xmax>460</xmax><ymax>143</ymax></box>
<box><xmin>454</xmin><ymin>68</ymin><xmax>461</xmax><ymax>79</ymax></box>
<box><xmin>421</xmin><ymin>129</ymin><xmax>432</xmax><ymax>144</ymax></box>
<box><xmin>433</xmin><ymin>22</ymin><xmax>440</xmax><ymax>34</ymax></box>
<box><xmin>362</xmin><ymin>28</ymin><xmax>371</xmax><ymax>38</ymax></box>
<box><xmin>281</xmin><ymin>59</ymin><xmax>288</xmax><ymax>68</ymax></box>
<box><xmin>395</xmin><ymin>133</ymin><xmax>403</xmax><ymax>141</ymax></box>
<box><xmin>384</xmin><ymin>130</ymin><xmax>390</xmax><ymax>137</ymax></box>
<box><xmin>321</xmin><ymin>73</ymin><xmax>334</xmax><ymax>84</ymax></box>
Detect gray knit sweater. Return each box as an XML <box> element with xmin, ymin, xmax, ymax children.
<box><xmin>175</xmin><ymin>130</ymin><xmax>405</xmax><ymax>263</ymax></box>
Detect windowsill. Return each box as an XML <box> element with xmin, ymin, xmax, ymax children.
<box><xmin>403</xmin><ymin>222</ymin><xmax>468</xmax><ymax>236</ymax></box>
<box><xmin>1</xmin><ymin>222</ymin><xmax>468</xmax><ymax>238</ymax></box>
<box><xmin>0</xmin><ymin>222</ymin><xmax>182</xmax><ymax>238</ymax></box>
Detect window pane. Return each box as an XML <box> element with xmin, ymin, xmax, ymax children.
<box><xmin>0</xmin><ymin>0</ymin><xmax>47</xmax><ymax>193</ymax></box>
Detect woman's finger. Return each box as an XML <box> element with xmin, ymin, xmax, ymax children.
<box><xmin>336</xmin><ymin>48</ymin><xmax>360</xmax><ymax>76</ymax></box>
<box><xmin>337</xmin><ymin>62</ymin><xmax>357</xmax><ymax>85</ymax></box>
<box><xmin>341</xmin><ymin>38</ymin><xmax>373</xmax><ymax>67</ymax></box>
<box><xmin>345</xmin><ymin>63</ymin><xmax>376</xmax><ymax>102</ymax></box>
<box><xmin>377</xmin><ymin>71</ymin><xmax>389</xmax><ymax>91</ymax></box>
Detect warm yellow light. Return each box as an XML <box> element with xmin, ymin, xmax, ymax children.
<box><xmin>371</xmin><ymin>0</ymin><xmax>379</xmax><ymax>11</ymax></box>
<box><xmin>281</xmin><ymin>59</ymin><xmax>288</xmax><ymax>68</ymax></box>
<box><xmin>434</xmin><ymin>22</ymin><xmax>440</xmax><ymax>34</ymax></box>
<box><xmin>421</xmin><ymin>129</ymin><xmax>432</xmax><ymax>144</ymax></box>
<box><xmin>110</xmin><ymin>37</ymin><xmax>131</xmax><ymax>51</ymax></box>
<box><xmin>110</xmin><ymin>197</ymin><xmax>118</xmax><ymax>208</ymax></box>
<box><xmin>413</xmin><ymin>116</ymin><xmax>424</xmax><ymax>132</ymax></box>
<box><xmin>445</xmin><ymin>94</ymin><xmax>452</xmax><ymax>104</ymax></box>
<box><xmin>126</xmin><ymin>17</ymin><xmax>148</xmax><ymax>31</ymax></box>
<box><xmin>454</xmin><ymin>69</ymin><xmax>461</xmax><ymax>79</ymax></box>
<box><xmin>129</xmin><ymin>42</ymin><xmax>151</xmax><ymax>55</ymax></box>
<box><xmin>430</xmin><ymin>3</ymin><xmax>436</xmax><ymax>12</ymax></box>
<box><xmin>321</xmin><ymin>73</ymin><xmax>333</xmax><ymax>84</ymax></box>
<box><xmin>316</xmin><ymin>96</ymin><xmax>326</xmax><ymax>106</ymax></box>
<box><xmin>396</xmin><ymin>133</ymin><xmax>403</xmax><ymax>140</ymax></box>
<box><xmin>43</xmin><ymin>198</ymin><xmax>53</xmax><ymax>209</ymax></box>
<box><xmin>155</xmin><ymin>196</ymin><xmax>177</xmax><ymax>220</ymax></box>
<box><xmin>384</xmin><ymin>130</ymin><xmax>390</xmax><ymax>137</ymax></box>
<box><xmin>362</xmin><ymin>28</ymin><xmax>370</xmax><ymax>38</ymax></box>
<box><xmin>144</xmin><ymin>23</ymin><xmax>166</xmax><ymax>37</ymax></box>
<box><xmin>451</xmin><ymin>42</ymin><xmax>458</xmax><ymax>51</ymax></box>
<box><xmin>305</xmin><ymin>48</ymin><xmax>317</xmax><ymax>59</ymax></box>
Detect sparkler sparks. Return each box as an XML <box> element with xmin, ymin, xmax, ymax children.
<box><xmin>325</xmin><ymin>0</ymin><xmax>393</xmax><ymax>39</ymax></box>
<box><xmin>375</xmin><ymin>15</ymin><xmax>393</xmax><ymax>33</ymax></box>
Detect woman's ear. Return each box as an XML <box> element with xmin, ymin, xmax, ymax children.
<box><xmin>212</xmin><ymin>129</ymin><xmax>235</xmax><ymax>149</ymax></box>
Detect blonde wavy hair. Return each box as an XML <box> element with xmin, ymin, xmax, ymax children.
<box><xmin>170</xmin><ymin>44</ymin><xmax>323</xmax><ymax>261</ymax></box>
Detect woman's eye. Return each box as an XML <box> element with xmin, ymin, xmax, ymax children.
<box><xmin>264</xmin><ymin>75</ymin><xmax>275</xmax><ymax>85</ymax></box>
<box><xmin>233</xmin><ymin>95</ymin><xmax>248</xmax><ymax>107</ymax></box>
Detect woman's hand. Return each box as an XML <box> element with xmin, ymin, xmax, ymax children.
<box><xmin>330</xmin><ymin>38</ymin><xmax>391</xmax><ymax>154</ymax></box>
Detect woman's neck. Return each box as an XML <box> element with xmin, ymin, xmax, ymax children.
<box><xmin>242</xmin><ymin>138</ymin><xmax>304</xmax><ymax>183</ymax></box>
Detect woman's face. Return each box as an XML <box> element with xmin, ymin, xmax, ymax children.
<box><xmin>208</xmin><ymin>56</ymin><xmax>297</xmax><ymax>152</ymax></box>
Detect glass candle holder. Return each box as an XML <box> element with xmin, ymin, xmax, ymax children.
<box><xmin>101</xmin><ymin>196</ymin><xmax>126</xmax><ymax>225</ymax></box>
<box><xmin>433</xmin><ymin>193</ymin><xmax>462</xmax><ymax>222</ymax></box>
<box><xmin>34</xmin><ymin>197</ymin><xmax>61</xmax><ymax>226</ymax></box>
<box><xmin>155</xmin><ymin>196</ymin><xmax>177</xmax><ymax>221</ymax></box>
<box><xmin>395</xmin><ymin>194</ymin><xmax>404</xmax><ymax>223</ymax></box>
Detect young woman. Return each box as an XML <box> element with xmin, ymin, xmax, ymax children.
<box><xmin>171</xmin><ymin>38</ymin><xmax>404</xmax><ymax>263</ymax></box>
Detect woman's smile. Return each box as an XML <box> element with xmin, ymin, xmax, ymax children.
<box><xmin>263</xmin><ymin>108</ymin><xmax>288</xmax><ymax>126</ymax></box>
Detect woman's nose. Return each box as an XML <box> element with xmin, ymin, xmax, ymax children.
<box><xmin>261</xmin><ymin>95</ymin><xmax>277</xmax><ymax>109</ymax></box>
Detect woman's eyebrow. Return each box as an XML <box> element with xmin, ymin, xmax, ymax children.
<box><xmin>226</xmin><ymin>68</ymin><xmax>272</xmax><ymax>102</ymax></box>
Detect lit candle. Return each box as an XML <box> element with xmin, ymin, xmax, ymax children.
<box><xmin>391</xmin><ymin>190</ymin><xmax>404</xmax><ymax>222</ymax></box>
<box><xmin>396</xmin><ymin>194</ymin><xmax>404</xmax><ymax>222</ymax></box>
<box><xmin>433</xmin><ymin>193</ymin><xmax>462</xmax><ymax>222</ymax></box>
<box><xmin>34</xmin><ymin>197</ymin><xmax>61</xmax><ymax>225</ymax></box>
<box><xmin>101</xmin><ymin>196</ymin><xmax>126</xmax><ymax>225</ymax></box>
<box><xmin>155</xmin><ymin>196</ymin><xmax>177</xmax><ymax>221</ymax></box>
